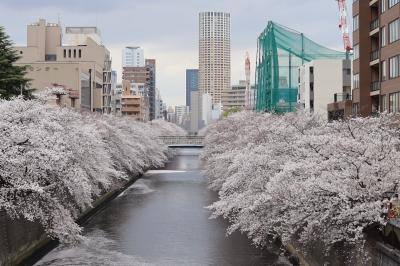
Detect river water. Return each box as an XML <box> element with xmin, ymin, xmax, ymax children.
<box><xmin>35</xmin><ymin>149</ymin><xmax>288</xmax><ymax>266</ymax></box>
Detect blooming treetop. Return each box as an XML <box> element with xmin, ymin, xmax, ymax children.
<box><xmin>0</xmin><ymin>97</ymin><xmax>181</xmax><ymax>243</ymax></box>
<box><xmin>201</xmin><ymin>111</ymin><xmax>400</xmax><ymax>260</ymax></box>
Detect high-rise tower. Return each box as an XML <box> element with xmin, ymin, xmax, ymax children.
<box><xmin>199</xmin><ymin>12</ymin><xmax>231</xmax><ymax>104</ymax></box>
<box><xmin>122</xmin><ymin>46</ymin><xmax>144</xmax><ymax>67</ymax></box>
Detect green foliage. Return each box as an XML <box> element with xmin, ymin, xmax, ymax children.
<box><xmin>0</xmin><ymin>26</ymin><xmax>31</xmax><ymax>99</ymax></box>
<box><xmin>223</xmin><ymin>106</ymin><xmax>242</xmax><ymax>118</ymax></box>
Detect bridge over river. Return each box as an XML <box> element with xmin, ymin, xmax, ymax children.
<box><xmin>158</xmin><ymin>135</ymin><xmax>205</xmax><ymax>148</ymax></box>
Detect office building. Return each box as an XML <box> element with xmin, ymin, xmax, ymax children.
<box><xmin>199</xmin><ymin>12</ymin><xmax>231</xmax><ymax>104</ymax></box>
<box><xmin>186</xmin><ymin>69</ymin><xmax>199</xmax><ymax>108</ymax></box>
<box><xmin>14</xmin><ymin>19</ymin><xmax>112</xmax><ymax>113</ymax></box>
<box><xmin>222</xmin><ymin>80</ymin><xmax>245</xmax><ymax>111</ymax></box>
<box><xmin>167</xmin><ymin>106</ymin><xmax>177</xmax><ymax>124</ymax></box>
<box><xmin>175</xmin><ymin>105</ymin><xmax>190</xmax><ymax>125</ymax></box>
<box><xmin>122</xmin><ymin>47</ymin><xmax>145</xmax><ymax>67</ymax></box>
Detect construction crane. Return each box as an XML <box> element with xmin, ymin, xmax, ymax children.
<box><xmin>245</xmin><ymin>52</ymin><xmax>251</xmax><ymax>109</ymax></box>
<box><xmin>336</xmin><ymin>0</ymin><xmax>352</xmax><ymax>58</ymax></box>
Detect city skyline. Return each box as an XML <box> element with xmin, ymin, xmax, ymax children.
<box><xmin>0</xmin><ymin>0</ymin><xmax>351</xmax><ymax>106</ymax></box>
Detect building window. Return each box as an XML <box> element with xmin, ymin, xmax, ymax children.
<box><xmin>389</xmin><ymin>55</ymin><xmax>400</xmax><ymax>79</ymax></box>
<box><xmin>353</xmin><ymin>73</ymin><xmax>360</xmax><ymax>89</ymax></box>
<box><xmin>353</xmin><ymin>44</ymin><xmax>359</xmax><ymax>59</ymax></box>
<box><xmin>382</xmin><ymin>94</ymin><xmax>387</xmax><ymax>112</ymax></box>
<box><xmin>381</xmin><ymin>26</ymin><xmax>387</xmax><ymax>47</ymax></box>
<box><xmin>73</xmin><ymin>49</ymin><xmax>76</xmax><ymax>58</ymax></box>
<box><xmin>353</xmin><ymin>15</ymin><xmax>359</xmax><ymax>31</ymax></box>
<box><xmin>68</xmin><ymin>49</ymin><xmax>71</xmax><ymax>58</ymax></box>
<box><xmin>389</xmin><ymin>92</ymin><xmax>400</xmax><ymax>113</ymax></box>
<box><xmin>389</xmin><ymin>0</ymin><xmax>399</xmax><ymax>8</ymax></box>
<box><xmin>45</xmin><ymin>54</ymin><xmax>56</xmax><ymax>61</ymax></box>
<box><xmin>79</xmin><ymin>49</ymin><xmax>82</xmax><ymax>58</ymax></box>
<box><xmin>63</xmin><ymin>49</ymin><xmax>66</xmax><ymax>58</ymax></box>
<box><xmin>389</xmin><ymin>19</ymin><xmax>400</xmax><ymax>43</ymax></box>
<box><xmin>382</xmin><ymin>60</ymin><xmax>387</xmax><ymax>81</ymax></box>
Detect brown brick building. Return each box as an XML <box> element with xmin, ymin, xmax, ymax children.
<box><xmin>352</xmin><ymin>0</ymin><xmax>400</xmax><ymax>116</ymax></box>
<box><xmin>122</xmin><ymin>59</ymin><xmax>156</xmax><ymax>120</ymax></box>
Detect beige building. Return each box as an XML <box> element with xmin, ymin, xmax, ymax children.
<box><xmin>14</xmin><ymin>19</ymin><xmax>112</xmax><ymax>113</ymax></box>
<box><xmin>121</xmin><ymin>80</ymin><xmax>147</xmax><ymax>121</ymax></box>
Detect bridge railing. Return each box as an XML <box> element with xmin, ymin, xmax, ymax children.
<box><xmin>158</xmin><ymin>135</ymin><xmax>205</xmax><ymax>146</ymax></box>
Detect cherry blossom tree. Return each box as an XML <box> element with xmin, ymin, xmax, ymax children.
<box><xmin>0</xmin><ymin>97</ymin><xmax>180</xmax><ymax>243</ymax></box>
<box><xmin>150</xmin><ymin>119</ymin><xmax>187</xmax><ymax>136</ymax></box>
<box><xmin>202</xmin><ymin>111</ymin><xmax>400</xmax><ymax>261</ymax></box>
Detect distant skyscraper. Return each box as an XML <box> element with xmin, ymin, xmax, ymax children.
<box><xmin>199</xmin><ymin>12</ymin><xmax>231</xmax><ymax>104</ymax></box>
<box><xmin>122</xmin><ymin>47</ymin><xmax>145</xmax><ymax>67</ymax></box>
<box><xmin>186</xmin><ymin>69</ymin><xmax>199</xmax><ymax>108</ymax></box>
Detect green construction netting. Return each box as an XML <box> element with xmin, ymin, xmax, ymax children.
<box><xmin>256</xmin><ymin>21</ymin><xmax>348</xmax><ymax>113</ymax></box>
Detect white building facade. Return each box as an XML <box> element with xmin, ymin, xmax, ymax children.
<box><xmin>199</xmin><ymin>12</ymin><xmax>231</xmax><ymax>104</ymax></box>
<box><xmin>298</xmin><ymin>59</ymin><xmax>352</xmax><ymax>119</ymax></box>
<box><xmin>190</xmin><ymin>91</ymin><xmax>213</xmax><ymax>133</ymax></box>
<box><xmin>122</xmin><ymin>46</ymin><xmax>145</xmax><ymax>67</ymax></box>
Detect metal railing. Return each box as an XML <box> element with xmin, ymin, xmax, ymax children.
<box><xmin>158</xmin><ymin>136</ymin><xmax>205</xmax><ymax>146</ymax></box>
<box><xmin>370</xmin><ymin>81</ymin><xmax>380</xmax><ymax>92</ymax></box>
<box><xmin>334</xmin><ymin>93</ymin><xmax>352</xmax><ymax>103</ymax></box>
<box><xmin>370</xmin><ymin>50</ymin><xmax>379</xmax><ymax>62</ymax></box>
<box><xmin>370</xmin><ymin>18</ymin><xmax>379</xmax><ymax>32</ymax></box>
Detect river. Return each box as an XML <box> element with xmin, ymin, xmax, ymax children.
<box><xmin>35</xmin><ymin>148</ymin><xmax>288</xmax><ymax>266</ymax></box>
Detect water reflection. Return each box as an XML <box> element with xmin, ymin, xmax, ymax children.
<box><xmin>35</xmin><ymin>148</ymin><xmax>288</xmax><ymax>266</ymax></box>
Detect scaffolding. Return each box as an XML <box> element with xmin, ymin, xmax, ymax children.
<box><xmin>255</xmin><ymin>21</ymin><xmax>348</xmax><ymax>113</ymax></box>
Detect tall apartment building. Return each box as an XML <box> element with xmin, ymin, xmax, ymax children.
<box><xmin>122</xmin><ymin>58</ymin><xmax>156</xmax><ymax>120</ymax></box>
<box><xmin>352</xmin><ymin>0</ymin><xmax>400</xmax><ymax>115</ymax></box>
<box><xmin>199</xmin><ymin>12</ymin><xmax>231</xmax><ymax>104</ymax></box>
<box><xmin>186</xmin><ymin>69</ymin><xmax>199</xmax><ymax>108</ymax></box>
<box><xmin>14</xmin><ymin>19</ymin><xmax>112</xmax><ymax>113</ymax></box>
<box><xmin>122</xmin><ymin>46</ymin><xmax>145</xmax><ymax>67</ymax></box>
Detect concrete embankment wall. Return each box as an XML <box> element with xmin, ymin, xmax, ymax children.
<box><xmin>286</xmin><ymin>235</ymin><xmax>400</xmax><ymax>266</ymax></box>
<box><xmin>0</xmin><ymin>175</ymin><xmax>141</xmax><ymax>266</ymax></box>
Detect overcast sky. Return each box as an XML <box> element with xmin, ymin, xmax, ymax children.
<box><xmin>0</xmin><ymin>0</ymin><xmax>352</xmax><ymax>107</ymax></box>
